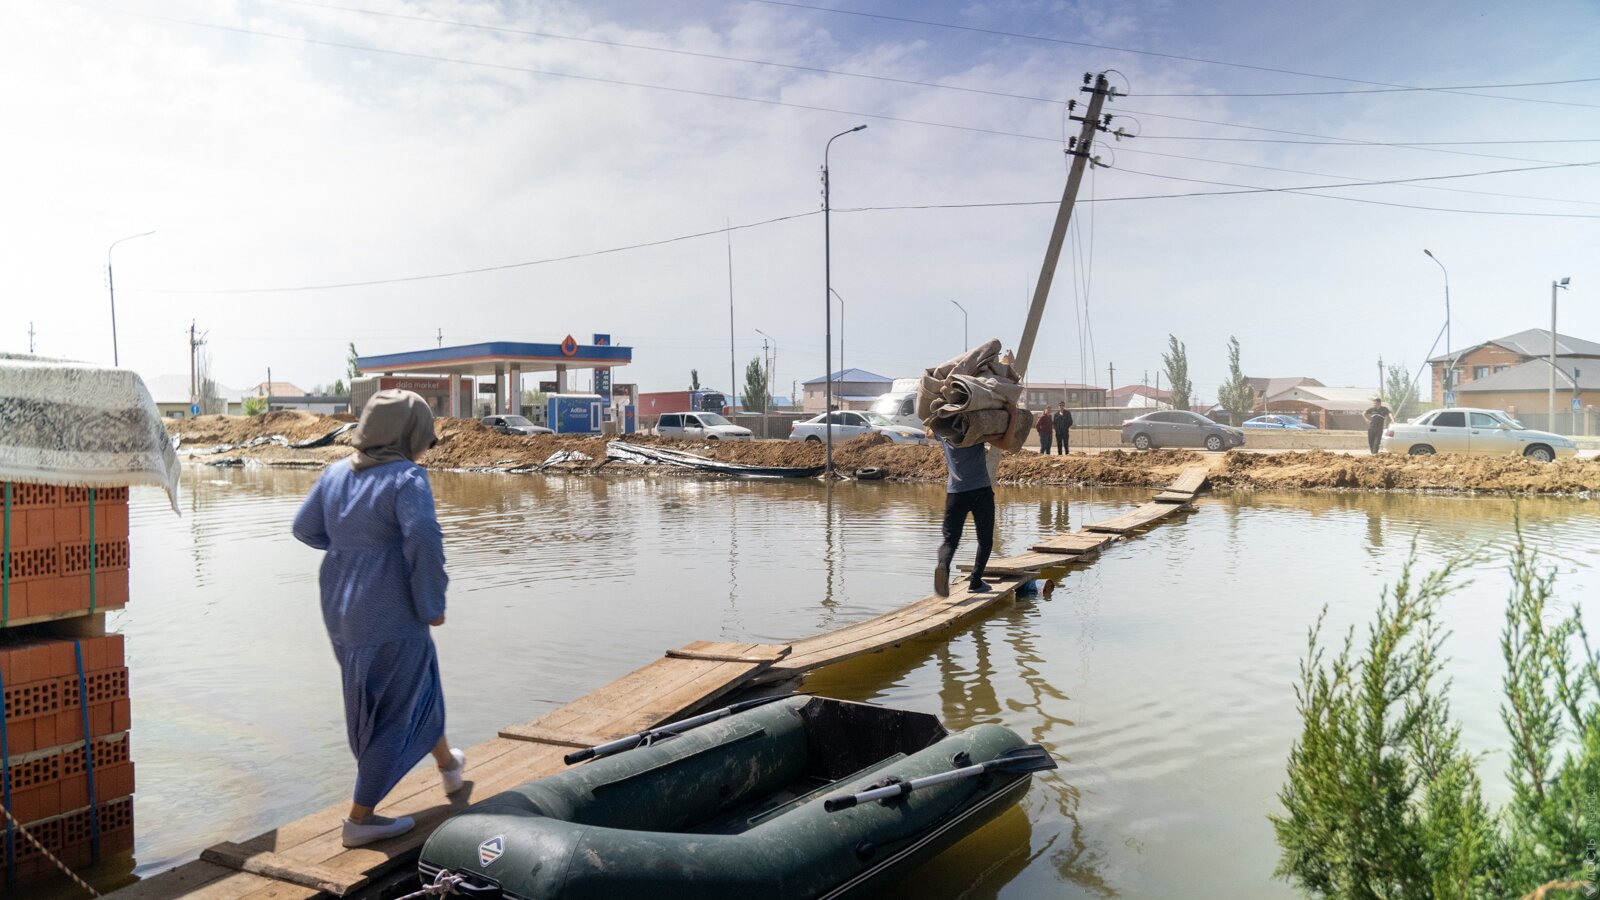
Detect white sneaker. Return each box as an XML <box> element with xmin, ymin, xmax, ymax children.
<box><xmin>441</xmin><ymin>748</ymin><xmax>467</xmax><ymax>795</ymax></box>
<box><xmin>341</xmin><ymin>814</ymin><xmax>415</xmax><ymax>848</ymax></box>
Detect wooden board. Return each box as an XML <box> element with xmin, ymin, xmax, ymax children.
<box><xmin>1152</xmin><ymin>491</ymin><xmax>1194</xmax><ymax>504</ymax></box>
<box><xmin>1083</xmin><ymin>502</ymin><xmax>1182</xmax><ymax>534</ymax></box>
<box><xmin>958</xmin><ymin>551</ymin><xmax>1078</xmax><ymax>576</ymax></box>
<box><xmin>1164</xmin><ymin>466</ymin><xmax>1209</xmax><ymax>496</ymax></box>
<box><xmin>200</xmin><ymin>844</ymin><xmax>366</xmax><ymax>896</ymax></box>
<box><xmin>755</xmin><ymin>578</ymin><xmax>1023</xmax><ymax>682</ymax></box>
<box><xmin>500</xmin><ymin>642</ymin><xmax>790</xmax><ymax>745</ymax></box>
<box><xmin>1028</xmin><ymin>532</ymin><xmax>1112</xmax><ymax>554</ymax></box>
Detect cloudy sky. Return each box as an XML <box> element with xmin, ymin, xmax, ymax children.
<box><xmin>4</xmin><ymin>0</ymin><xmax>1597</xmax><ymax>404</ymax></box>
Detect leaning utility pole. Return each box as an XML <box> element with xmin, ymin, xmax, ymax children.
<box><xmin>28</xmin><ymin>322</ymin><xmax>35</xmax><ymax>354</ymax></box>
<box><xmin>1013</xmin><ymin>72</ymin><xmax>1122</xmax><ymax>378</ymax></box>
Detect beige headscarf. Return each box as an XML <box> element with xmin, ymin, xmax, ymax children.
<box><xmin>350</xmin><ymin>389</ymin><xmax>437</xmax><ymax>471</ymax></box>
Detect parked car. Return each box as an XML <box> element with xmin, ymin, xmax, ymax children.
<box><xmin>481</xmin><ymin>414</ymin><xmax>553</xmax><ymax>435</ymax></box>
<box><xmin>1120</xmin><ymin>410</ymin><xmax>1245</xmax><ymax>451</ymax></box>
<box><xmin>656</xmin><ymin>411</ymin><xmax>753</xmax><ymax>441</ymax></box>
<box><xmin>1242</xmin><ymin>414</ymin><xmax>1317</xmax><ymax>430</ymax></box>
<box><xmin>789</xmin><ymin>411</ymin><xmax>926</xmax><ymax>444</ymax></box>
<box><xmin>1380</xmin><ymin>408</ymin><xmax>1575</xmax><ymax>462</ymax></box>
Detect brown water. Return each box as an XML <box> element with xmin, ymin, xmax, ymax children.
<box><xmin>76</xmin><ymin>469</ymin><xmax>1600</xmax><ymax>896</ymax></box>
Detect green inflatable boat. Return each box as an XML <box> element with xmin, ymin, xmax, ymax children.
<box><xmin>417</xmin><ymin>695</ymin><xmax>1053</xmax><ymax>899</ymax></box>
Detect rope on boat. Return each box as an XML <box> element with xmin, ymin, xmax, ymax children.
<box><xmin>393</xmin><ymin>869</ymin><xmax>464</xmax><ymax>898</ymax></box>
<box><xmin>0</xmin><ymin>804</ymin><xmax>101</xmax><ymax>897</ymax></box>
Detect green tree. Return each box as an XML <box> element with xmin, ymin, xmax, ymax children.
<box><xmin>742</xmin><ymin>357</ymin><xmax>770</xmax><ymax>413</ymax></box>
<box><xmin>242</xmin><ymin>395</ymin><xmax>267</xmax><ymax>416</ymax></box>
<box><xmin>1216</xmin><ymin>336</ymin><xmax>1258</xmax><ymax>424</ymax></box>
<box><xmin>1385</xmin><ymin>364</ymin><xmax>1420</xmax><ymax>421</ymax></box>
<box><xmin>690</xmin><ymin>368</ymin><xmax>701</xmax><ymax>391</ymax></box>
<box><xmin>1162</xmin><ymin>335</ymin><xmax>1192</xmax><ymax>411</ymax></box>
<box><xmin>332</xmin><ymin>378</ymin><xmax>348</xmax><ymax>396</ymax></box>
<box><xmin>1274</xmin><ymin>531</ymin><xmax>1600</xmax><ymax>899</ymax></box>
<box><xmin>346</xmin><ymin>343</ymin><xmax>361</xmax><ymax>384</ymax></box>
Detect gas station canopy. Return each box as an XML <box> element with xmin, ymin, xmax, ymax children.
<box><xmin>357</xmin><ymin>339</ymin><xmax>631</xmax><ymax>377</ymax></box>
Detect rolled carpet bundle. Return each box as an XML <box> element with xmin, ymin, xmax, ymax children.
<box><xmin>916</xmin><ymin>339</ymin><xmax>1032</xmax><ymax>449</ymax></box>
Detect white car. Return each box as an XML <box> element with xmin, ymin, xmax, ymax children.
<box><xmin>656</xmin><ymin>411</ymin><xmax>753</xmax><ymax>442</ymax></box>
<box><xmin>788</xmin><ymin>411</ymin><xmax>927</xmax><ymax>444</ymax></box>
<box><xmin>1380</xmin><ymin>407</ymin><xmax>1576</xmax><ymax>462</ymax></box>
<box><xmin>481</xmin><ymin>414</ymin><xmax>553</xmax><ymax>436</ymax></box>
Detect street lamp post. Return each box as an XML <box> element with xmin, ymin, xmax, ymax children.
<box><xmin>1422</xmin><ymin>249</ymin><xmax>1451</xmax><ymax>402</ymax></box>
<box><xmin>824</xmin><ymin>124</ymin><xmax>867</xmax><ymax>477</ymax></box>
<box><xmin>830</xmin><ymin>288</ymin><xmax>845</xmax><ymax>404</ymax></box>
<box><xmin>950</xmin><ymin>300</ymin><xmax>968</xmax><ymax>351</ymax></box>
<box><xmin>107</xmin><ymin>230</ymin><xmax>155</xmax><ymax>366</ymax></box>
<box><xmin>1552</xmin><ymin>276</ymin><xmax>1572</xmax><ymax>428</ymax></box>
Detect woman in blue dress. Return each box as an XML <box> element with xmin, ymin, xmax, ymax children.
<box><xmin>293</xmin><ymin>389</ymin><xmax>466</xmax><ymax>847</ymax></box>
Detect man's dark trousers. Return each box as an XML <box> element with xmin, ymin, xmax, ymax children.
<box><xmin>938</xmin><ymin>487</ymin><xmax>995</xmax><ymax>588</ymax></box>
<box><xmin>1039</xmin><ymin>431</ymin><xmax>1052</xmax><ymax>454</ymax></box>
<box><xmin>1368</xmin><ymin>428</ymin><xmax>1382</xmax><ymax>454</ymax></box>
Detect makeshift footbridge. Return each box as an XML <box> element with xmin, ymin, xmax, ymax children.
<box><xmin>107</xmin><ymin>466</ymin><xmax>1209</xmax><ymax>899</ymax></box>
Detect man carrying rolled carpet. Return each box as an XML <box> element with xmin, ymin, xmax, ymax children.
<box><xmin>930</xmin><ymin>429</ymin><xmax>995</xmax><ymax>598</ymax></box>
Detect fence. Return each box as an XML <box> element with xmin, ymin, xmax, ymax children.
<box><xmin>1503</xmin><ymin>409</ymin><xmax>1600</xmax><ymax>437</ymax></box>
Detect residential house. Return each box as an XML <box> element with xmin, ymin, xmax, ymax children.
<box><xmin>145</xmin><ymin>373</ymin><xmax>247</xmax><ymax>417</ymax></box>
<box><xmin>802</xmin><ymin>369</ymin><xmax>893</xmax><ymax>411</ymax></box>
<box><xmin>1264</xmin><ymin>383</ymin><xmax>1380</xmax><ymax>430</ymax></box>
<box><xmin>1021</xmin><ymin>382</ymin><xmax>1108</xmax><ymax>410</ymax></box>
<box><xmin>1428</xmin><ymin>328</ymin><xmax>1600</xmax><ymax>404</ymax></box>
<box><xmin>1108</xmin><ymin>385</ymin><xmax>1172</xmax><ymax>409</ymax></box>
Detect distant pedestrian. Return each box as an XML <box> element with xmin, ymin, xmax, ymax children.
<box><xmin>1363</xmin><ymin>397</ymin><xmax>1392</xmax><ymax>455</ymax></box>
<box><xmin>1052</xmin><ymin>402</ymin><xmax>1073</xmax><ymax>454</ymax></box>
<box><xmin>293</xmin><ymin>390</ymin><xmax>467</xmax><ymax>849</ymax></box>
<box><xmin>1506</xmin><ymin>404</ymin><xmax>1519</xmax><ymax>422</ymax></box>
<box><xmin>930</xmin><ymin>429</ymin><xmax>995</xmax><ymax>598</ymax></box>
<box><xmin>1036</xmin><ymin>409</ymin><xmax>1054</xmax><ymax>454</ymax></box>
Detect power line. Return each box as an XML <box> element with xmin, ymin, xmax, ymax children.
<box><xmin>1111</xmin><ymin>145</ymin><xmax>1600</xmax><ymax>207</ymax></box>
<box><xmin>1135</xmin><ymin>77</ymin><xmax>1600</xmax><ymax>107</ymax></box>
<box><xmin>751</xmin><ymin>0</ymin><xmax>1600</xmax><ymax>106</ymax></box>
<box><xmin>128</xmin><ymin>11</ymin><xmax>1069</xmax><ymax>145</ymax></box>
<box><xmin>130</xmin><ymin>159</ymin><xmax>1600</xmax><ymax>297</ymax></box>
<box><xmin>130</xmin><ymin>211</ymin><xmax>820</xmax><ymax>294</ymax></box>
<box><xmin>132</xmin><ymin>8</ymin><xmax>1600</xmax><ymax>172</ymax></box>
<box><xmin>265</xmin><ymin>0</ymin><xmax>1600</xmax><ymax>112</ymax></box>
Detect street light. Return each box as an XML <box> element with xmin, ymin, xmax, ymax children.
<box><xmin>1552</xmin><ymin>276</ymin><xmax>1572</xmax><ymax>427</ymax></box>
<box><xmin>1422</xmin><ymin>249</ymin><xmax>1451</xmax><ymax>401</ymax></box>
<box><xmin>830</xmin><ymin>288</ymin><xmax>845</xmax><ymax>403</ymax></box>
<box><xmin>824</xmin><ymin>124</ymin><xmax>867</xmax><ymax>477</ymax></box>
<box><xmin>107</xmin><ymin>230</ymin><xmax>155</xmax><ymax>366</ymax></box>
<box><xmin>950</xmin><ymin>299</ymin><xmax>968</xmax><ymax>351</ymax></box>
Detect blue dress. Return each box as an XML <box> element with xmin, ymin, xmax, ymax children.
<box><xmin>292</xmin><ymin>459</ymin><xmax>449</xmax><ymax>808</ymax></box>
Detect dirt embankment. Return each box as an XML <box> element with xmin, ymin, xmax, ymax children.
<box><xmin>166</xmin><ymin>415</ymin><xmax>1600</xmax><ymax>495</ymax></box>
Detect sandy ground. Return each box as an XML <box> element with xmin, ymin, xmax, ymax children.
<box><xmin>168</xmin><ymin>414</ymin><xmax>1600</xmax><ymax>495</ymax></box>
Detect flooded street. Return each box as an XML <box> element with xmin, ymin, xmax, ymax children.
<box><xmin>115</xmin><ymin>469</ymin><xmax>1600</xmax><ymax>897</ymax></box>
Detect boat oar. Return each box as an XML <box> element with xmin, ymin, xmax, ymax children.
<box><xmin>563</xmin><ymin>694</ymin><xmax>793</xmax><ymax>765</ymax></box>
<box><xmin>823</xmin><ymin>744</ymin><xmax>1057</xmax><ymax>812</ymax></box>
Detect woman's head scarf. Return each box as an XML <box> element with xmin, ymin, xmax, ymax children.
<box><xmin>351</xmin><ymin>389</ymin><xmax>436</xmax><ymax>471</ymax></box>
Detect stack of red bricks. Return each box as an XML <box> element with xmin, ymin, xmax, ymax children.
<box><xmin>2</xmin><ymin>483</ymin><xmax>130</xmax><ymax>624</ymax></box>
<box><xmin>3</xmin><ymin>482</ymin><xmax>136</xmax><ymax>882</ymax></box>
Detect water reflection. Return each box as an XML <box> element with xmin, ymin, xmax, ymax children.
<box><xmin>110</xmin><ymin>468</ymin><xmax>1600</xmax><ymax>899</ymax></box>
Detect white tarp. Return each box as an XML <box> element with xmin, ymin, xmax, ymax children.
<box><xmin>0</xmin><ymin>355</ymin><xmax>181</xmax><ymax>507</ymax></box>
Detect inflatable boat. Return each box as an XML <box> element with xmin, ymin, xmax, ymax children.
<box><xmin>417</xmin><ymin>695</ymin><xmax>1052</xmax><ymax>899</ymax></box>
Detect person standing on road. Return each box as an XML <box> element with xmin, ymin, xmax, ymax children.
<box><xmin>930</xmin><ymin>430</ymin><xmax>995</xmax><ymax>598</ymax></box>
<box><xmin>1363</xmin><ymin>397</ymin><xmax>1392</xmax><ymax>455</ymax></box>
<box><xmin>1036</xmin><ymin>409</ymin><xmax>1054</xmax><ymax>454</ymax></box>
<box><xmin>1052</xmin><ymin>402</ymin><xmax>1073</xmax><ymax>455</ymax></box>
<box><xmin>292</xmin><ymin>390</ymin><xmax>467</xmax><ymax>849</ymax></box>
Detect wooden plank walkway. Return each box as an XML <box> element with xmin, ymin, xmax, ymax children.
<box><xmin>109</xmin><ymin>466</ymin><xmax>1211</xmax><ymax>899</ymax></box>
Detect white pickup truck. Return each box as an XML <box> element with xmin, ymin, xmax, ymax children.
<box><xmin>1380</xmin><ymin>408</ymin><xmax>1575</xmax><ymax>462</ymax></box>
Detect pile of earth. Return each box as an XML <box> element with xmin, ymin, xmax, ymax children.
<box><xmin>171</xmin><ymin>410</ymin><xmax>356</xmax><ymax>446</ymax></box>
<box><xmin>1213</xmin><ymin>449</ymin><xmax>1600</xmax><ymax>493</ymax></box>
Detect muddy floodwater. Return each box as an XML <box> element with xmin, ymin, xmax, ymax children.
<box><xmin>96</xmin><ymin>468</ymin><xmax>1600</xmax><ymax>897</ymax></box>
